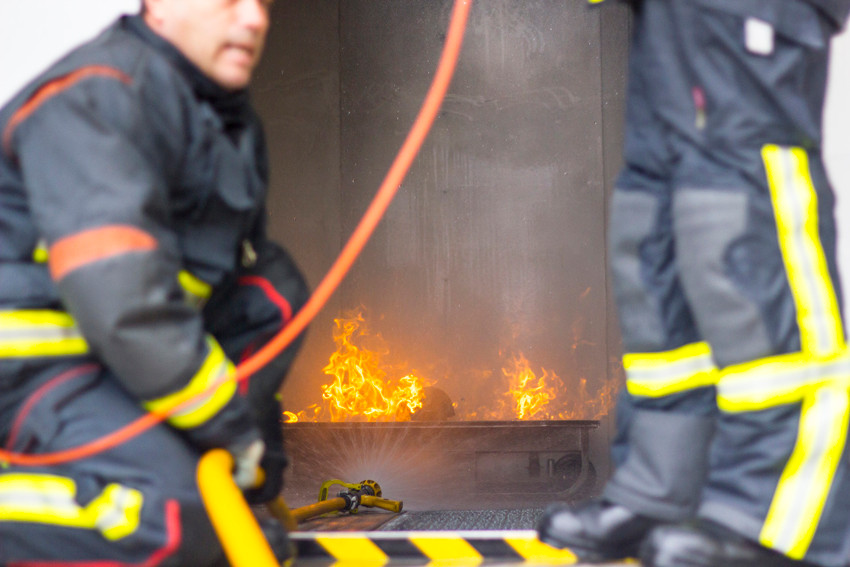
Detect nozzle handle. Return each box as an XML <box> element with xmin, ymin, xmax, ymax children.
<box><xmin>292</xmin><ymin>497</ymin><xmax>350</xmax><ymax>523</ymax></box>
<box><xmin>360</xmin><ymin>495</ymin><xmax>403</xmax><ymax>513</ymax></box>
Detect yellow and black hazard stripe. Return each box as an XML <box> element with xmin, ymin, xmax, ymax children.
<box><xmin>291</xmin><ymin>530</ymin><xmax>578</xmax><ymax>564</ymax></box>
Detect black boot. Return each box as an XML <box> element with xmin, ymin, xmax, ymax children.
<box><xmin>536</xmin><ymin>499</ymin><xmax>661</xmax><ymax>562</ymax></box>
<box><xmin>640</xmin><ymin>521</ymin><xmax>818</xmax><ymax>567</ymax></box>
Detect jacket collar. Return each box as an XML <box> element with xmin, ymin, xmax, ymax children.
<box><xmin>122</xmin><ymin>14</ymin><xmax>252</xmax><ymax>124</ymax></box>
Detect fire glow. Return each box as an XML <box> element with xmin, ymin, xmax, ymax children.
<box><xmin>283</xmin><ymin>309</ymin><xmax>618</xmax><ymax>423</ymax></box>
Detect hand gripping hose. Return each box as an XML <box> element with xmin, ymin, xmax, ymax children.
<box><xmin>0</xmin><ymin>0</ymin><xmax>473</xmax><ymax>467</ymax></box>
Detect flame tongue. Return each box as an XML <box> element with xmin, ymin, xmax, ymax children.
<box><xmin>318</xmin><ymin>312</ymin><xmax>427</xmax><ymax>422</ymax></box>
<box><xmin>504</xmin><ymin>353</ymin><xmax>555</xmax><ymax>420</ymax></box>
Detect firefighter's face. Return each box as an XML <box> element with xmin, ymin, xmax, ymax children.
<box><xmin>144</xmin><ymin>0</ymin><xmax>272</xmax><ymax>90</ymax></box>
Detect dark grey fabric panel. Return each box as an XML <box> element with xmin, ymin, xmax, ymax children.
<box><xmin>604</xmin><ymin>409</ymin><xmax>715</xmax><ymax>521</ymax></box>
<box><xmin>673</xmin><ymin>189</ymin><xmax>773</xmax><ymax>368</ymax></box>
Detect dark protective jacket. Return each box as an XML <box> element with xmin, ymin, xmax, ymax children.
<box><xmin>799</xmin><ymin>0</ymin><xmax>850</xmax><ymax>25</ymax></box>
<box><xmin>0</xmin><ymin>15</ymin><xmax>272</xmax><ymax>450</ymax></box>
<box><xmin>591</xmin><ymin>0</ymin><xmax>850</xmax><ymax>29</ymax></box>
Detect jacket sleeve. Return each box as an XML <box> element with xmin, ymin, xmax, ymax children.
<box><xmin>10</xmin><ymin>68</ymin><xmax>258</xmax><ymax>451</ymax></box>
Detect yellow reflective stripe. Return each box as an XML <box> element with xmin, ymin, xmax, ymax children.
<box><xmin>0</xmin><ymin>310</ymin><xmax>89</xmax><ymax>357</ymax></box>
<box><xmin>33</xmin><ymin>239</ymin><xmax>49</xmax><ymax>263</ymax></box>
<box><xmin>89</xmin><ymin>484</ymin><xmax>144</xmax><ymax>540</ymax></box>
<box><xmin>760</xmin><ymin>384</ymin><xmax>849</xmax><ymax>558</ymax></box>
<box><xmin>763</xmin><ymin>145</ymin><xmax>844</xmax><ymax>356</ymax></box>
<box><xmin>178</xmin><ymin>270</ymin><xmax>212</xmax><ymax>308</ymax></box>
<box><xmin>0</xmin><ymin>474</ymin><xmax>142</xmax><ymax>540</ymax></box>
<box><xmin>143</xmin><ymin>337</ymin><xmax>237</xmax><ymax>429</ymax></box>
<box><xmin>624</xmin><ymin>342</ymin><xmax>718</xmax><ymax>397</ymax></box>
<box><xmin>717</xmin><ymin>350</ymin><xmax>850</xmax><ymax>412</ymax></box>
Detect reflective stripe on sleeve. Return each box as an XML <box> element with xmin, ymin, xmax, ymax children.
<box><xmin>178</xmin><ymin>270</ymin><xmax>212</xmax><ymax>309</ymax></box>
<box><xmin>2</xmin><ymin>65</ymin><xmax>133</xmax><ymax>158</ymax></box>
<box><xmin>0</xmin><ymin>474</ymin><xmax>143</xmax><ymax>540</ymax></box>
<box><xmin>0</xmin><ymin>310</ymin><xmax>89</xmax><ymax>357</ymax></box>
<box><xmin>142</xmin><ymin>337</ymin><xmax>237</xmax><ymax>429</ymax></box>
<box><xmin>763</xmin><ymin>145</ymin><xmax>845</xmax><ymax>356</ymax></box>
<box><xmin>48</xmin><ymin>225</ymin><xmax>158</xmax><ymax>281</ymax></box>
<box><xmin>624</xmin><ymin>342</ymin><xmax>718</xmax><ymax>397</ymax></box>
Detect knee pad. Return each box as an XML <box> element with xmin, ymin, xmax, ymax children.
<box><xmin>672</xmin><ymin>188</ymin><xmax>778</xmax><ymax>367</ymax></box>
<box><xmin>609</xmin><ymin>189</ymin><xmax>698</xmax><ymax>352</ymax></box>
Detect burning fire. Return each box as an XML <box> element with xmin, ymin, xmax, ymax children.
<box><xmin>285</xmin><ymin>311</ymin><xmax>430</xmax><ymax>422</ymax></box>
<box><xmin>503</xmin><ymin>353</ymin><xmax>556</xmax><ymax>419</ymax></box>
<box><xmin>284</xmin><ymin>308</ymin><xmax>619</xmax><ymax>422</ymax></box>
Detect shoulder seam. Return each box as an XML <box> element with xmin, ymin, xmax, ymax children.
<box><xmin>2</xmin><ymin>65</ymin><xmax>133</xmax><ymax>160</ymax></box>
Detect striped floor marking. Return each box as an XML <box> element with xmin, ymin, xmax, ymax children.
<box><xmin>291</xmin><ymin>530</ymin><xmax>578</xmax><ymax>564</ymax></box>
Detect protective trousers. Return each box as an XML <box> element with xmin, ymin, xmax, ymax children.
<box><xmin>602</xmin><ymin>1</ymin><xmax>850</xmax><ymax>565</ymax></box>
<box><xmin>0</xmin><ymin>243</ymin><xmax>308</xmax><ymax>566</ymax></box>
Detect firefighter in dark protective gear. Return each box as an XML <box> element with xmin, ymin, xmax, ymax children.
<box><xmin>0</xmin><ymin>0</ymin><xmax>309</xmax><ymax>564</ymax></box>
<box><xmin>537</xmin><ymin>1</ymin><xmax>850</xmax><ymax>566</ymax></box>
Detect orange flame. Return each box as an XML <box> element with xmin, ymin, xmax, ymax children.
<box><xmin>289</xmin><ymin>310</ymin><xmax>430</xmax><ymax>422</ymax></box>
<box><xmin>283</xmin><ymin>308</ymin><xmax>619</xmax><ymax>422</ymax></box>
<box><xmin>503</xmin><ymin>353</ymin><xmax>556</xmax><ymax>419</ymax></box>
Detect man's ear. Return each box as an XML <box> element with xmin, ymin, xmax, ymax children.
<box><xmin>142</xmin><ymin>0</ymin><xmax>165</xmax><ymax>28</ymax></box>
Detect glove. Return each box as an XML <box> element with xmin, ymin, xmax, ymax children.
<box><xmin>244</xmin><ymin>398</ymin><xmax>287</xmax><ymax>504</ymax></box>
<box><xmin>230</xmin><ymin>438</ymin><xmax>266</xmax><ymax>489</ymax></box>
<box><xmin>245</xmin><ymin>445</ymin><xmax>288</xmax><ymax>504</ymax></box>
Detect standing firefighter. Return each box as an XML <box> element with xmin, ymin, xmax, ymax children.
<box><xmin>0</xmin><ymin>0</ymin><xmax>308</xmax><ymax>564</ymax></box>
<box><xmin>538</xmin><ymin>0</ymin><xmax>850</xmax><ymax>566</ymax></box>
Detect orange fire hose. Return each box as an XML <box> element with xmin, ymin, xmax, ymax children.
<box><xmin>0</xmin><ymin>0</ymin><xmax>472</xmax><ymax>468</ymax></box>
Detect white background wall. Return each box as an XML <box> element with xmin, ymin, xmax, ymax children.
<box><xmin>1</xmin><ymin>1</ymin><xmax>849</xmax><ymax>303</ymax></box>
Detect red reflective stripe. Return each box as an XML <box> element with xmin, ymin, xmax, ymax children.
<box><xmin>5</xmin><ymin>363</ymin><xmax>100</xmax><ymax>451</ymax></box>
<box><xmin>237</xmin><ymin>275</ymin><xmax>294</xmax><ymax>322</ymax></box>
<box><xmin>49</xmin><ymin>226</ymin><xmax>158</xmax><ymax>281</ymax></box>
<box><xmin>238</xmin><ymin>344</ymin><xmax>257</xmax><ymax>396</ymax></box>
<box><xmin>235</xmin><ymin>276</ymin><xmax>294</xmax><ymax>395</ymax></box>
<box><xmin>7</xmin><ymin>500</ymin><xmax>182</xmax><ymax>567</ymax></box>
<box><xmin>142</xmin><ymin>500</ymin><xmax>182</xmax><ymax>567</ymax></box>
<box><xmin>3</xmin><ymin>66</ymin><xmax>132</xmax><ymax>158</ymax></box>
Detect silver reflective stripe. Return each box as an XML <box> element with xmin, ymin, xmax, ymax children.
<box><xmin>718</xmin><ymin>354</ymin><xmax>850</xmax><ymax>409</ymax></box>
<box><xmin>776</xmin><ymin>149</ymin><xmax>833</xmax><ymax>354</ymax></box>
<box><xmin>761</xmin><ymin>385</ymin><xmax>850</xmax><ymax>558</ymax></box>
<box><xmin>626</xmin><ymin>352</ymin><xmax>714</xmax><ymax>385</ymax></box>
<box><xmin>0</xmin><ymin>310</ymin><xmax>89</xmax><ymax>357</ymax></box>
<box><xmin>0</xmin><ymin>327</ymin><xmax>83</xmax><ymax>340</ymax></box>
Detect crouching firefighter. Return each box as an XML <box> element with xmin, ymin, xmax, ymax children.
<box><xmin>537</xmin><ymin>1</ymin><xmax>850</xmax><ymax>567</ymax></box>
<box><xmin>0</xmin><ymin>0</ymin><xmax>309</xmax><ymax>564</ymax></box>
